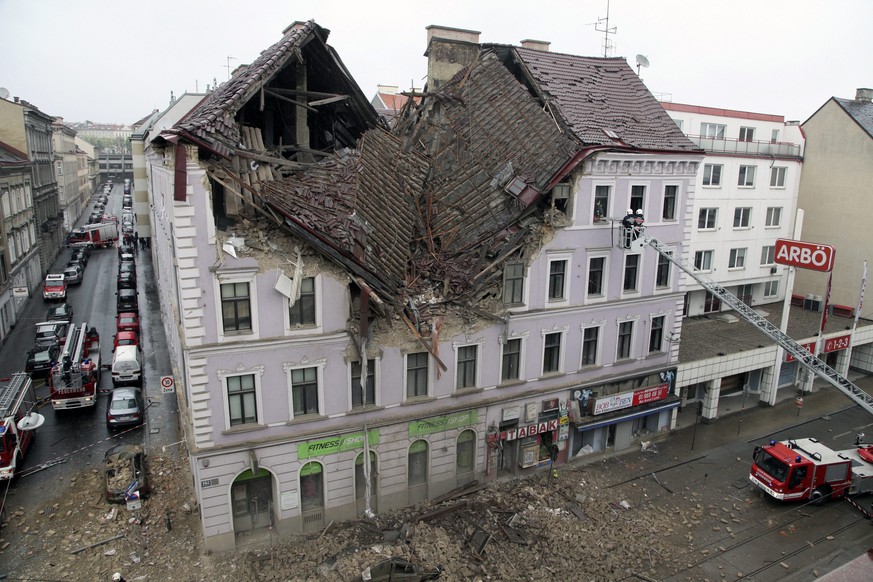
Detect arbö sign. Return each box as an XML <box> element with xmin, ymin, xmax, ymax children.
<box><xmin>774</xmin><ymin>239</ymin><xmax>835</xmax><ymax>272</ymax></box>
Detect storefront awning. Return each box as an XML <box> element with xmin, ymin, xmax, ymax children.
<box><xmin>575</xmin><ymin>397</ymin><xmax>680</xmax><ymax>432</ymax></box>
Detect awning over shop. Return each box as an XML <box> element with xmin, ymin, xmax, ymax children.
<box><xmin>574</xmin><ymin>396</ymin><xmax>680</xmax><ymax>432</ymax></box>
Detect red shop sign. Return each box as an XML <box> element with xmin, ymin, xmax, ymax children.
<box><xmin>774</xmin><ymin>239</ymin><xmax>835</xmax><ymax>273</ymax></box>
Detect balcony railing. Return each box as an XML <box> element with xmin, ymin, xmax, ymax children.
<box><xmin>688</xmin><ymin>135</ymin><xmax>802</xmax><ymax>158</ymax></box>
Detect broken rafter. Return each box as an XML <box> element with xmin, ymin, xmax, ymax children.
<box><xmin>233</xmin><ymin>148</ymin><xmax>309</xmax><ymax>170</ymax></box>
<box><xmin>401</xmin><ymin>313</ymin><xmax>448</xmax><ymax>372</ymax></box>
<box><xmin>268</xmin><ymin>88</ymin><xmax>346</xmax><ymax>99</ymax></box>
<box><xmin>308</xmin><ymin>95</ymin><xmax>349</xmax><ymax>107</ymax></box>
<box><xmin>264</xmin><ymin>88</ymin><xmax>318</xmax><ymax>112</ymax></box>
<box><xmin>276</xmin><ymin>144</ymin><xmax>332</xmax><ymax>158</ymax></box>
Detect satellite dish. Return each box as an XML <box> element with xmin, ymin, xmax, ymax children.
<box><xmin>0</xmin><ymin>87</ymin><xmax>9</xmax><ymax>100</ymax></box>
<box><xmin>635</xmin><ymin>54</ymin><xmax>650</xmax><ymax>77</ymax></box>
<box><xmin>17</xmin><ymin>412</ymin><xmax>46</xmax><ymax>431</ymax></box>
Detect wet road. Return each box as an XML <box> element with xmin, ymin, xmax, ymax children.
<box><xmin>1</xmin><ymin>182</ymin><xmax>180</xmax><ymax>510</ymax></box>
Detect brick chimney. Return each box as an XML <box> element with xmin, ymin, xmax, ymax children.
<box><xmin>855</xmin><ymin>88</ymin><xmax>873</xmax><ymax>103</ymax></box>
<box><xmin>424</xmin><ymin>25</ymin><xmax>481</xmax><ymax>90</ymax></box>
<box><xmin>520</xmin><ymin>39</ymin><xmax>550</xmax><ymax>52</ymax></box>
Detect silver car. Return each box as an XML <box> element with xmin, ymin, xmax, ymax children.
<box><xmin>63</xmin><ymin>265</ymin><xmax>83</xmax><ymax>285</ymax></box>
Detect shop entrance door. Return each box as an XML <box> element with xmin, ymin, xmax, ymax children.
<box><xmin>231</xmin><ymin>469</ymin><xmax>273</xmax><ymax>533</ymax></box>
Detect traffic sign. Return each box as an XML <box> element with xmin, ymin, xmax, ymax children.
<box><xmin>774</xmin><ymin>239</ymin><xmax>836</xmax><ymax>272</ymax></box>
<box><xmin>160</xmin><ymin>376</ymin><xmax>175</xmax><ymax>393</ymax></box>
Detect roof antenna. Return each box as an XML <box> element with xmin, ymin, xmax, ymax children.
<box><xmin>225</xmin><ymin>56</ymin><xmax>237</xmax><ymax>81</ymax></box>
<box><xmin>595</xmin><ymin>0</ymin><xmax>617</xmax><ymax>57</ymax></box>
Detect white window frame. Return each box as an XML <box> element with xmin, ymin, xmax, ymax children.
<box><xmin>580</xmin><ymin>323</ymin><xmax>603</xmax><ymax>368</ymax></box>
<box><xmin>616</xmin><ymin>319</ymin><xmax>637</xmax><ymax>361</ymax></box>
<box><xmin>546</xmin><ymin>253</ymin><xmax>572</xmax><ymax>307</ymax></box>
<box><xmin>215</xmin><ymin>269</ymin><xmax>259</xmax><ymax>342</ymax></box>
<box><xmin>702</xmin><ymin>164</ymin><xmax>722</xmax><ymax>186</ymax></box>
<box><xmin>761</xmin><ymin>245</ymin><xmax>775</xmax><ymax>265</ymax></box>
<box><xmin>662</xmin><ymin>184</ymin><xmax>679</xmax><ymax>221</ymax></box>
<box><xmin>404</xmin><ymin>352</ymin><xmax>432</xmax><ymax>401</ymax></box>
<box><xmin>541</xmin><ymin>327</ymin><xmax>568</xmax><ymax>376</ymax></box>
<box><xmin>503</xmin><ymin>262</ymin><xmax>528</xmax><ymax>307</ymax></box>
<box><xmin>348</xmin><ymin>356</ymin><xmax>381</xmax><ymax>411</ymax></box>
<box><xmin>453</xmin><ymin>340</ymin><xmax>484</xmax><ymax>392</ymax></box>
<box><xmin>284</xmin><ymin>360</ymin><xmax>327</xmax><ymax>420</ymax></box>
<box><xmin>585</xmin><ymin>252</ymin><xmax>609</xmax><ymax>304</ymax></box>
<box><xmin>698</xmin><ymin>208</ymin><xmax>718</xmax><ymax>230</ymax></box>
<box><xmin>592</xmin><ymin>182</ymin><xmax>612</xmax><ymax>224</ymax></box>
<box><xmin>738</xmin><ymin>165</ymin><xmax>756</xmax><ymax>188</ymax></box>
<box><xmin>700</xmin><ymin>123</ymin><xmax>725</xmax><ymax>138</ymax></box>
<box><xmin>733</xmin><ymin>207</ymin><xmax>752</xmax><ymax>229</ymax></box>
<box><xmin>217</xmin><ymin>365</ymin><xmax>265</xmax><ymax>431</ymax></box>
<box><xmin>629</xmin><ymin>184</ymin><xmax>647</xmax><ymax>215</ymax></box>
<box><xmin>765</xmin><ymin>207</ymin><xmax>782</xmax><ymax>228</ymax></box>
<box><xmin>728</xmin><ymin>248</ymin><xmax>747</xmax><ymax>270</ymax></box>
<box><xmin>738</xmin><ymin>126</ymin><xmax>755</xmax><ymax>142</ymax></box>
<box><xmin>770</xmin><ymin>166</ymin><xmax>786</xmax><ymax>188</ymax></box>
<box><xmin>622</xmin><ymin>253</ymin><xmax>642</xmax><ymax>296</ymax></box>
<box><xmin>764</xmin><ymin>280</ymin><xmax>779</xmax><ymax>298</ymax></box>
<box><xmin>648</xmin><ymin>315</ymin><xmax>666</xmax><ymax>354</ymax></box>
<box><xmin>283</xmin><ymin>274</ymin><xmax>323</xmax><ymax>335</ymax></box>
<box><xmin>499</xmin><ymin>334</ymin><xmax>527</xmax><ymax>384</ymax></box>
<box><xmin>694</xmin><ymin>250</ymin><xmax>713</xmax><ymax>272</ymax></box>
<box><xmin>654</xmin><ymin>248</ymin><xmax>674</xmax><ymax>292</ymax></box>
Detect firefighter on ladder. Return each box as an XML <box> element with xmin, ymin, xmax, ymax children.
<box><xmin>621</xmin><ymin>209</ymin><xmax>645</xmax><ymax>249</ymax></box>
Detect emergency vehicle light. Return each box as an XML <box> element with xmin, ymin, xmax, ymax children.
<box><xmin>770</xmin><ymin>440</ymin><xmax>776</xmax><ymax>445</ymax></box>
<box><xmin>796</xmin><ymin>456</ymin><xmax>801</xmax><ymax>462</ymax></box>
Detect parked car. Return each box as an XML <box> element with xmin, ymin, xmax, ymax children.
<box><xmin>118</xmin><ymin>262</ymin><xmax>136</xmax><ymax>280</ymax></box>
<box><xmin>106</xmin><ymin>387</ymin><xmax>145</xmax><ymax>429</ymax></box>
<box><xmin>103</xmin><ymin>444</ymin><xmax>150</xmax><ymax>502</ymax></box>
<box><xmin>25</xmin><ymin>343</ymin><xmax>61</xmax><ymax>378</ymax></box>
<box><xmin>71</xmin><ymin>247</ymin><xmax>90</xmax><ymax>265</ymax></box>
<box><xmin>116</xmin><ymin>288</ymin><xmax>138</xmax><ymax>313</ymax></box>
<box><xmin>62</xmin><ymin>265</ymin><xmax>83</xmax><ymax>285</ymax></box>
<box><xmin>117</xmin><ymin>271</ymin><xmax>136</xmax><ymax>289</ymax></box>
<box><xmin>116</xmin><ymin>312</ymin><xmax>140</xmax><ymax>334</ymax></box>
<box><xmin>112</xmin><ymin>330</ymin><xmax>140</xmax><ymax>351</ymax></box>
<box><xmin>120</xmin><ymin>252</ymin><xmax>136</xmax><ymax>266</ymax></box>
<box><xmin>34</xmin><ymin>321</ymin><xmax>69</xmax><ymax>347</ymax></box>
<box><xmin>111</xmin><ymin>344</ymin><xmax>142</xmax><ymax>386</ymax></box>
<box><xmin>45</xmin><ymin>302</ymin><xmax>73</xmax><ymax>321</ymax></box>
<box><xmin>121</xmin><ymin>221</ymin><xmax>134</xmax><ymax>235</ymax></box>
<box><xmin>65</xmin><ymin>257</ymin><xmax>85</xmax><ymax>272</ymax></box>
<box><xmin>117</xmin><ymin>243</ymin><xmax>135</xmax><ymax>256</ymax></box>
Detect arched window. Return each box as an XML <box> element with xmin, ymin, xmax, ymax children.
<box><xmin>408</xmin><ymin>440</ymin><xmax>429</xmax><ymax>487</ymax></box>
<box><xmin>355</xmin><ymin>451</ymin><xmax>377</xmax><ymax>499</ymax></box>
<box><xmin>300</xmin><ymin>461</ymin><xmax>324</xmax><ymax>511</ymax></box>
<box><xmin>456</xmin><ymin>430</ymin><xmax>476</xmax><ymax>475</ymax></box>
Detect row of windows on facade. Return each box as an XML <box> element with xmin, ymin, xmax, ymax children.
<box><xmin>2</xmin><ymin>186</ymin><xmax>33</xmax><ymax>217</ymax></box>
<box><xmin>223</xmin><ymin>316</ymin><xmax>667</xmax><ymax>426</ymax></box>
<box><xmin>692</xmin><ymin>122</ymin><xmax>780</xmax><ymax>144</ymax></box>
<box><xmin>702</xmin><ymin>164</ymin><xmax>788</xmax><ymax>188</ymax></box>
<box><xmin>698</xmin><ymin>206</ymin><xmax>783</xmax><ymax>231</ymax></box>
<box><xmin>234</xmin><ymin>432</ymin><xmax>477</xmax><ymax>516</ymax></box>
<box><xmin>7</xmin><ymin>226</ymin><xmax>36</xmax><ymax>265</ymax></box>
<box><xmin>504</xmin><ymin>250</ymin><xmax>675</xmax><ymax>306</ymax></box>
<box><xmin>590</xmin><ymin>184</ymin><xmax>678</xmax><ymax>223</ymax></box>
<box><xmin>693</xmin><ymin>242</ymin><xmax>785</xmax><ymax>281</ymax></box>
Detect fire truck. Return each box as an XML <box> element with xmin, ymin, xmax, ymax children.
<box><xmin>67</xmin><ymin>217</ymin><xmax>119</xmax><ymax>248</ymax></box>
<box><xmin>624</xmin><ymin>228</ymin><xmax>873</xmax><ymax>506</ymax></box>
<box><xmin>0</xmin><ymin>373</ymin><xmax>37</xmax><ymax>480</ymax></box>
<box><xmin>750</xmin><ymin>437</ymin><xmax>873</xmax><ymax>505</ymax></box>
<box><xmin>49</xmin><ymin>323</ymin><xmax>101</xmax><ymax>410</ymax></box>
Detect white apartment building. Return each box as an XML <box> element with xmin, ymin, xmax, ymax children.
<box><xmin>661</xmin><ymin>103</ymin><xmax>803</xmax><ymax>317</ymax></box>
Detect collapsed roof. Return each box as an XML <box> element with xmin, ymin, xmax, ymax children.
<box><xmin>161</xmin><ymin>21</ymin><xmax>699</xmax><ymax>327</ymax></box>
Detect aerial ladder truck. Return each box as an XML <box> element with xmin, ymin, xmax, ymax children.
<box><xmin>0</xmin><ymin>373</ymin><xmax>37</xmax><ymax>480</ymax></box>
<box><xmin>622</xmin><ymin>222</ymin><xmax>873</xmax><ymax>506</ymax></box>
<box><xmin>49</xmin><ymin>323</ymin><xmax>101</xmax><ymax>410</ymax></box>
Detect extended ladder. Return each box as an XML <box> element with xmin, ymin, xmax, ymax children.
<box><xmin>630</xmin><ymin>233</ymin><xmax>873</xmax><ymax>416</ymax></box>
<box><xmin>0</xmin><ymin>373</ymin><xmax>32</xmax><ymax>418</ymax></box>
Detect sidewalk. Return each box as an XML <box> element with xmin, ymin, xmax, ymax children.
<box><xmin>664</xmin><ymin>372</ymin><xmax>873</xmax><ymax>458</ymax></box>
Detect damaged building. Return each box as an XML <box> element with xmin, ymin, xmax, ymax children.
<box><xmin>134</xmin><ymin>21</ymin><xmax>703</xmax><ymax>551</ymax></box>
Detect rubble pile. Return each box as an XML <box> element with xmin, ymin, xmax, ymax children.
<box><xmin>1</xmin><ymin>450</ymin><xmax>754</xmax><ymax>581</ymax></box>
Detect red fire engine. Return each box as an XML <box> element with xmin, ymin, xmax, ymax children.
<box><xmin>750</xmin><ymin>437</ymin><xmax>873</xmax><ymax>505</ymax></box>
<box><xmin>49</xmin><ymin>323</ymin><xmax>101</xmax><ymax>410</ymax></box>
<box><xmin>66</xmin><ymin>216</ymin><xmax>119</xmax><ymax>249</ymax></box>
<box><xmin>0</xmin><ymin>373</ymin><xmax>37</xmax><ymax>480</ymax></box>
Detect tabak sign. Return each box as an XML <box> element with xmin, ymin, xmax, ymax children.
<box><xmin>502</xmin><ymin>419</ymin><xmax>559</xmax><ymax>442</ymax></box>
<box><xmin>591</xmin><ymin>383</ymin><xmax>670</xmax><ymax>416</ymax></box>
<box><xmin>786</xmin><ymin>334</ymin><xmax>851</xmax><ymax>362</ymax></box>
<box><xmin>774</xmin><ymin>239</ymin><xmax>836</xmax><ymax>273</ymax></box>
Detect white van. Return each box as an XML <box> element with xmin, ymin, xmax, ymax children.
<box><xmin>111</xmin><ymin>345</ymin><xmax>142</xmax><ymax>386</ymax></box>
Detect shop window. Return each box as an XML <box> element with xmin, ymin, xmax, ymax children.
<box><xmin>456</xmin><ymin>430</ymin><xmax>476</xmax><ymax>475</ymax></box>
<box><xmin>300</xmin><ymin>462</ymin><xmax>324</xmax><ymax>511</ymax></box>
<box><xmin>355</xmin><ymin>452</ymin><xmax>377</xmax><ymax>500</ymax></box>
<box><xmin>408</xmin><ymin>440</ymin><xmax>429</xmax><ymax>486</ymax></box>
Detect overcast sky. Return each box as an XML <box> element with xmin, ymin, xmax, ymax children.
<box><xmin>1</xmin><ymin>0</ymin><xmax>870</xmax><ymax>126</ymax></box>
